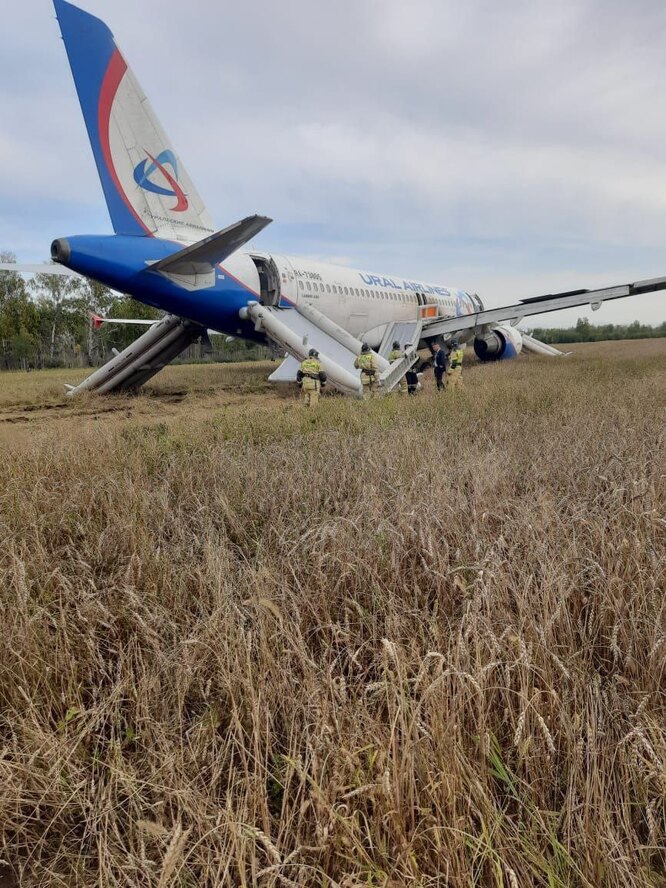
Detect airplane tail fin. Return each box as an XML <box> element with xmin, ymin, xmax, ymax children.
<box><xmin>54</xmin><ymin>0</ymin><xmax>214</xmax><ymax>242</ymax></box>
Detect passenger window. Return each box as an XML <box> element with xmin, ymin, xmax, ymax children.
<box><xmin>327</xmin><ymin>285</ymin><xmax>331</xmax><ymax>293</ymax></box>
<box><xmin>344</xmin><ymin>287</ymin><xmax>349</xmax><ymax>295</ymax></box>
<box><xmin>299</xmin><ymin>280</ymin><xmax>304</xmax><ymax>289</ymax></box>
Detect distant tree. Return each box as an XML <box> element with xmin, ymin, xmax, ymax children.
<box><xmin>9</xmin><ymin>331</ymin><xmax>36</xmax><ymax>370</ymax></box>
<box><xmin>575</xmin><ymin>317</ymin><xmax>591</xmax><ymax>342</ymax></box>
<box><xmin>67</xmin><ymin>278</ymin><xmax>116</xmax><ymax>364</ymax></box>
<box><xmin>0</xmin><ymin>252</ymin><xmax>40</xmax><ymax>369</ymax></box>
<box><xmin>30</xmin><ymin>270</ymin><xmax>81</xmax><ymax>364</ymax></box>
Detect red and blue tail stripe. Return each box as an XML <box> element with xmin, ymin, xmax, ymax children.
<box><xmin>54</xmin><ymin>0</ymin><xmax>149</xmax><ymax>236</ymax></box>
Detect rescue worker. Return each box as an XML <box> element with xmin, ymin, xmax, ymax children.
<box><xmin>388</xmin><ymin>340</ymin><xmax>407</xmax><ymax>394</ymax></box>
<box><xmin>405</xmin><ymin>350</ymin><xmax>419</xmax><ymax>395</ymax></box>
<box><xmin>431</xmin><ymin>341</ymin><xmax>449</xmax><ymax>392</ymax></box>
<box><xmin>297</xmin><ymin>348</ymin><xmax>326</xmax><ymax>407</ymax></box>
<box><xmin>447</xmin><ymin>338</ymin><xmax>464</xmax><ymax>389</ymax></box>
<box><xmin>354</xmin><ymin>342</ymin><xmax>380</xmax><ymax>399</ymax></box>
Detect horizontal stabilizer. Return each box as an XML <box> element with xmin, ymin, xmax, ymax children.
<box><xmin>91</xmin><ymin>313</ymin><xmax>224</xmax><ymax>336</ymax></box>
<box><xmin>91</xmin><ymin>314</ymin><xmax>157</xmax><ymax>328</ymax></box>
<box><xmin>152</xmin><ymin>215</ymin><xmax>272</xmax><ymax>276</ymax></box>
<box><xmin>0</xmin><ymin>263</ymin><xmax>82</xmax><ymax>277</ymax></box>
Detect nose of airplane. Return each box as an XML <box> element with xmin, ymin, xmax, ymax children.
<box><xmin>51</xmin><ymin>238</ymin><xmax>71</xmax><ymax>264</ymax></box>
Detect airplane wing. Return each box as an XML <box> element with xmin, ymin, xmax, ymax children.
<box><xmin>421</xmin><ymin>275</ymin><xmax>666</xmax><ymax>338</ymax></box>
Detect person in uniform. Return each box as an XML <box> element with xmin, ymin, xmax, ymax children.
<box><xmin>297</xmin><ymin>348</ymin><xmax>326</xmax><ymax>407</ymax></box>
<box><xmin>354</xmin><ymin>342</ymin><xmax>380</xmax><ymax>399</ymax></box>
<box><xmin>447</xmin><ymin>339</ymin><xmax>464</xmax><ymax>389</ymax></box>
<box><xmin>388</xmin><ymin>340</ymin><xmax>407</xmax><ymax>394</ymax></box>
<box><xmin>405</xmin><ymin>347</ymin><xmax>419</xmax><ymax>396</ymax></box>
<box><xmin>431</xmin><ymin>341</ymin><xmax>449</xmax><ymax>392</ymax></box>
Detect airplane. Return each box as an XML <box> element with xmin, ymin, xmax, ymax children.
<box><xmin>3</xmin><ymin>0</ymin><xmax>666</xmax><ymax>397</ymax></box>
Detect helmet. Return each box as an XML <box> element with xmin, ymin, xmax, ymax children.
<box><xmin>308</xmin><ymin>348</ymin><xmax>319</xmax><ymax>357</ymax></box>
<box><xmin>392</xmin><ymin>340</ymin><xmax>401</xmax><ymax>350</ymax></box>
<box><xmin>361</xmin><ymin>342</ymin><xmax>371</xmax><ymax>353</ymax></box>
<box><xmin>450</xmin><ymin>338</ymin><xmax>459</xmax><ymax>349</ymax></box>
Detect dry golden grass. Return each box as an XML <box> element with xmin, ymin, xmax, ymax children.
<box><xmin>0</xmin><ymin>340</ymin><xmax>664</xmax><ymax>887</ymax></box>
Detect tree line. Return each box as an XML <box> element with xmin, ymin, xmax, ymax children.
<box><xmin>528</xmin><ymin>316</ymin><xmax>666</xmax><ymax>343</ymax></box>
<box><xmin>0</xmin><ymin>253</ymin><xmax>270</xmax><ymax>370</ymax></box>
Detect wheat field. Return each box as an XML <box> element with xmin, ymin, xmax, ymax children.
<box><xmin>0</xmin><ymin>340</ymin><xmax>664</xmax><ymax>887</ymax></box>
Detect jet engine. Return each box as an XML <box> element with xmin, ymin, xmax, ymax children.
<box><xmin>473</xmin><ymin>324</ymin><xmax>523</xmax><ymax>361</ymax></box>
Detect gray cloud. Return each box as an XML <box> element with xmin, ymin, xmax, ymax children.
<box><xmin>1</xmin><ymin>0</ymin><xmax>666</xmax><ymax>325</ymax></box>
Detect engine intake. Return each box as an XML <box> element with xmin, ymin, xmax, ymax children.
<box><xmin>473</xmin><ymin>325</ymin><xmax>522</xmax><ymax>361</ymax></box>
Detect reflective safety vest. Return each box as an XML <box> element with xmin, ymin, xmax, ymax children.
<box><xmin>300</xmin><ymin>358</ymin><xmax>321</xmax><ymax>378</ymax></box>
<box><xmin>355</xmin><ymin>352</ymin><xmax>377</xmax><ymax>375</ymax></box>
<box><xmin>300</xmin><ymin>357</ymin><xmax>322</xmax><ymax>390</ymax></box>
<box><xmin>389</xmin><ymin>348</ymin><xmax>403</xmax><ymax>362</ymax></box>
<box><xmin>449</xmin><ymin>348</ymin><xmax>464</xmax><ymax>369</ymax></box>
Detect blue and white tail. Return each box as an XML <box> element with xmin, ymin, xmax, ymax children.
<box><xmin>54</xmin><ymin>0</ymin><xmax>214</xmax><ymax>242</ymax></box>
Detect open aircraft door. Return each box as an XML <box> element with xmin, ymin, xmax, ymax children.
<box><xmin>271</xmin><ymin>255</ymin><xmax>299</xmax><ymax>307</ymax></box>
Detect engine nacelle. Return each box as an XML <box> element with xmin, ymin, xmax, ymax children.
<box><xmin>473</xmin><ymin>325</ymin><xmax>523</xmax><ymax>361</ymax></box>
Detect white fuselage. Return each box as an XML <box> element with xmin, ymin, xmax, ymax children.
<box><xmin>230</xmin><ymin>250</ymin><xmax>482</xmax><ymax>347</ymax></box>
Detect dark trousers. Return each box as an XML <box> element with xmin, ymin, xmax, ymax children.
<box><xmin>405</xmin><ymin>371</ymin><xmax>418</xmax><ymax>395</ymax></box>
<box><xmin>434</xmin><ymin>369</ymin><xmax>446</xmax><ymax>391</ymax></box>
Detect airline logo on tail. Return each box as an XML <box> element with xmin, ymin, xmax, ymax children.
<box><xmin>132</xmin><ymin>150</ymin><xmax>189</xmax><ymax>212</ymax></box>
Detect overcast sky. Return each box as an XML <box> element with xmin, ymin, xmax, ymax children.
<box><xmin>2</xmin><ymin>0</ymin><xmax>666</xmax><ymax>326</ymax></box>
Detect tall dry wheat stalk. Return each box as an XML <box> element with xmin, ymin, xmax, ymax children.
<box><xmin>0</xmin><ymin>340</ymin><xmax>664</xmax><ymax>886</ymax></box>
